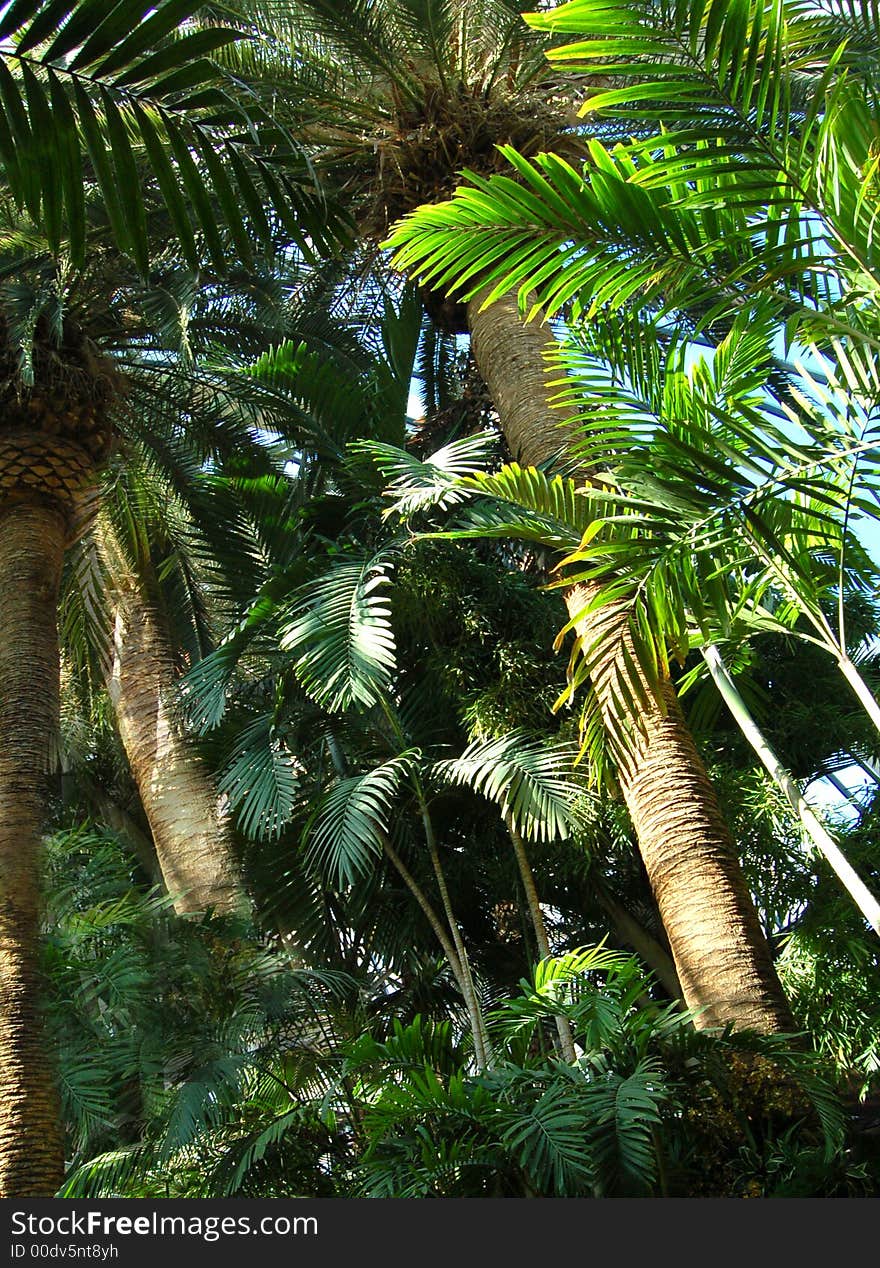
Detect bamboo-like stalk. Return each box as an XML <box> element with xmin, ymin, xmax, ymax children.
<box><xmin>838</xmin><ymin>653</ymin><xmax>880</xmax><ymax>739</ymax></box>
<box><xmin>505</xmin><ymin>816</ymin><xmax>577</xmax><ymax>1063</ymax></box>
<box><xmin>379</xmin><ymin>832</ymin><xmax>465</xmax><ymax>980</ymax></box>
<box><xmin>702</xmin><ymin>643</ymin><xmax>880</xmax><ymax>937</ymax></box>
<box><xmin>379</xmin><ymin>831</ymin><xmax>492</xmax><ymax>1063</ymax></box>
<box><xmin>419</xmin><ymin>806</ymin><xmax>492</xmax><ymax>1067</ymax></box>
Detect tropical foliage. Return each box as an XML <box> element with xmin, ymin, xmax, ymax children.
<box><xmin>0</xmin><ymin>0</ymin><xmax>877</xmax><ymax>1202</ymax></box>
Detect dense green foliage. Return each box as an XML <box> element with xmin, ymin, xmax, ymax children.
<box><xmin>1</xmin><ymin>0</ymin><xmax>878</xmax><ymax>1200</ymax></box>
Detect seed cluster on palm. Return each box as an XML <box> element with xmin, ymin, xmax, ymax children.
<box><xmin>0</xmin><ymin>315</ymin><xmax>120</xmax><ymax>538</ymax></box>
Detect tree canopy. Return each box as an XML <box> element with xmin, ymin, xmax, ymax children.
<box><xmin>0</xmin><ymin>0</ymin><xmax>878</xmax><ymax>1202</ymax></box>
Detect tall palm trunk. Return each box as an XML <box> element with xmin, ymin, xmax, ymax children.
<box><xmin>467</xmin><ymin>292</ymin><xmax>794</xmax><ymax>1033</ymax></box>
<box><xmin>107</xmin><ymin>577</ymin><xmax>245</xmax><ymax>917</ymax></box>
<box><xmin>0</xmin><ymin>503</ymin><xmax>67</xmax><ymax>1196</ymax></box>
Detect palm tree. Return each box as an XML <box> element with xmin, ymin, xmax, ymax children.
<box><xmin>0</xmin><ymin>0</ymin><xmax>341</xmax><ymax>1195</ymax></box>
<box><xmin>465</xmin><ymin>297</ymin><xmax>794</xmax><ymax>1032</ymax></box>
<box><xmin>383</xmin><ymin>0</ymin><xmax>880</xmax><ymax>940</ymax></box>
<box><xmin>96</xmin><ymin>250</ymin><xmax>393</xmax><ymax>915</ymax></box>
<box><xmin>67</xmin><ymin>256</ymin><xmax>325</xmax><ymax>917</ymax></box>
<box><xmin>232</xmin><ymin>0</ymin><xmax>795</xmax><ymax>1032</ymax></box>
<box><xmin>173</xmin><ymin>295</ymin><xmax>654</xmax><ymax>1073</ymax></box>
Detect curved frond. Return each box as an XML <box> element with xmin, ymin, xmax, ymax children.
<box><xmin>434</xmin><ymin>731</ymin><xmax>586</xmax><ymax>841</ymax></box>
<box><xmin>0</xmin><ymin>0</ymin><xmax>343</xmax><ymax>268</ymax></box>
<box><xmin>582</xmin><ymin>1060</ymin><xmax>665</xmax><ymax>1196</ymax></box>
<box><xmin>305</xmin><ymin>752</ymin><xmax>418</xmax><ymax>887</ymax></box>
<box><xmin>357</xmin><ymin>431</ymin><xmax>498</xmax><ymax>519</ymax></box>
<box><xmin>498</xmin><ymin>1079</ymin><xmax>594</xmax><ymax>1194</ymax></box>
<box><xmin>217</xmin><ymin>713</ymin><xmax>302</xmax><ymax>840</ymax></box>
<box><xmin>279</xmin><ymin>551</ymin><xmax>398</xmax><ymax>712</ymax></box>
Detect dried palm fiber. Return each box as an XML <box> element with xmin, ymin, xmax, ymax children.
<box><xmin>352</xmin><ymin>83</ymin><xmax>587</xmax><ymax>332</ymax></box>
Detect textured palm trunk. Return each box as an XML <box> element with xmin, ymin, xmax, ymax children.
<box><xmin>595</xmin><ymin>890</ymin><xmax>683</xmax><ymax>1001</ymax></box>
<box><xmin>107</xmin><ymin>581</ymin><xmax>245</xmax><ymax>917</ymax></box>
<box><xmin>468</xmin><ymin>292</ymin><xmax>794</xmax><ymax>1033</ymax></box>
<box><xmin>0</xmin><ymin>503</ymin><xmax>67</xmax><ymax>1197</ymax></box>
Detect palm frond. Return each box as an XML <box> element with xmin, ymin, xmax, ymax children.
<box><xmin>357</xmin><ymin>431</ymin><xmax>498</xmax><ymax>519</ymax></box>
<box><xmin>434</xmin><ymin>731</ymin><xmax>587</xmax><ymax>842</ymax></box>
<box><xmin>498</xmin><ymin>1078</ymin><xmax>594</xmax><ymax>1194</ymax></box>
<box><xmin>0</xmin><ymin>0</ymin><xmax>345</xmax><ymax>268</ymax></box>
<box><xmin>582</xmin><ymin>1060</ymin><xmax>665</xmax><ymax>1196</ymax></box>
<box><xmin>217</xmin><ymin>713</ymin><xmax>302</xmax><ymax>840</ymax></box>
<box><xmin>305</xmin><ymin>752</ymin><xmax>418</xmax><ymax>887</ymax></box>
<box><xmin>279</xmin><ymin>551</ymin><xmax>398</xmax><ymax>712</ymax></box>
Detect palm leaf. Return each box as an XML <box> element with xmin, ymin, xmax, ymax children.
<box><xmin>434</xmin><ymin>731</ymin><xmax>587</xmax><ymax>842</ymax></box>
<box><xmin>0</xmin><ymin>0</ymin><xmax>345</xmax><ymax>268</ymax></box>
<box><xmin>357</xmin><ymin>431</ymin><xmax>498</xmax><ymax>519</ymax></box>
<box><xmin>582</xmin><ymin>1060</ymin><xmax>665</xmax><ymax>1196</ymax></box>
<box><xmin>305</xmin><ymin>753</ymin><xmax>417</xmax><ymax>887</ymax></box>
<box><xmin>499</xmin><ymin>1079</ymin><xmax>594</xmax><ymax>1195</ymax></box>
<box><xmin>279</xmin><ymin>551</ymin><xmax>398</xmax><ymax>712</ymax></box>
<box><xmin>217</xmin><ymin>713</ymin><xmax>302</xmax><ymax>840</ymax></box>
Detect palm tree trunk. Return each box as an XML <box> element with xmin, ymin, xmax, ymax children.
<box><xmin>0</xmin><ymin>503</ymin><xmax>67</xmax><ymax>1197</ymax></box>
<box><xmin>468</xmin><ymin>292</ymin><xmax>795</xmax><ymax>1033</ymax></box>
<box><xmin>107</xmin><ymin>580</ymin><xmax>245</xmax><ymax>917</ymax></box>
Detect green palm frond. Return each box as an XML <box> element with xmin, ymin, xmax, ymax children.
<box><xmin>368</xmin><ymin>448</ymin><xmax>595</xmax><ymax>548</ymax></box>
<box><xmin>217</xmin><ymin>713</ymin><xmax>302</xmax><ymax>840</ymax></box>
<box><xmin>60</xmin><ymin>532</ymin><xmax>111</xmax><ymax>688</ymax></box>
<box><xmin>212</xmin><ymin>1105</ymin><xmax>307</xmax><ymax>1196</ymax></box>
<box><xmin>458</xmin><ymin>463</ymin><xmax>596</xmax><ymax>550</ymax></box>
<box><xmin>357</xmin><ymin>431</ymin><xmax>498</xmax><ymax>518</ymax></box>
<box><xmin>57</xmin><ymin>1146</ymin><xmax>149</xmax><ymax>1198</ymax></box>
<box><xmin>385</xmin><ymin>0</ymin><xmax>880</xmax><ymax>349</ymax></box>
<box><xmin>284</xmin><ymin>0</ymin><xmax>422</xmax><ymax>94</ymax></box>
<box><xmin>551</xmin><ymin>319</ymin><xmax>880</xmax><ymax>671</ymax></box>
<box><xmin>56</xmin><ymin>1046</ymin><xmax>117</xmax><ymax>1151</ymax></box>
<box><xmin>581</xmin><ymin>1060</ymin><xmax>665</xmax><ymax>1196</ymax></box>
<box><xmin>369</xmin><ymin>303</ymin><xmax>880</xmax><ymax>755</ymax></box>
<box><xmin>528</xmin><ymin>0</ymin><xmax>799</xmax><ymax>135</ymax></box>
<box><xmin>531</xmin><ymin>942</ymin><xmax>644</xmax><ymax>1000</ymax></box>
<box><xmin>243</xmin><ymin>289</ymin><xmax>419</xmax><ymax>456</ymax></box>
<box><xmin>499</xmin><ymin>943</ymin><xmax>660</xmax><ymax>1044</ymax></box>
<box><xmin>305</xmin><ymin>752</ymin><xmax>418</xmax><ymax>887</ymax></box>
<box><xmin>279</xmin><ymin>550</ymin><xmax>399</xmax><ymax>713</ymax></box>
<box><xmin>0</xmin><ymin>0</ymin><xmax>342</xmax><ymax>269</ymax></box>
<box><xmin>384</xmin><ymin>142</ymin><xmax>771</xmax><ymax>323</ymax></box>
<box><xmin>434</xmin><ymin>731</ymin><xmax>586</xmax><ymax>842</ymax></box>
<box><xmin>498</xmin><ymin>1078</ymin><xmax>594</xmax><ymax>1194</ymax></box>
<box><xmin>349</xmin><ymin>1013</ymin><xmax>462</xmax><ymax>1076</ymax></box>
<box><xmin>157</xmin><ymin>1055</ymin><xmax>252</xmax><ymax>1160</ymax></box>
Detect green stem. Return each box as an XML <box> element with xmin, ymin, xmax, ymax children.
<box><xmin>505</xmin><ymin>816</ymin><xmax>577</xmax><ymax>1063</ymax></box>
<box><xmin>379</xmin><ymin>832</ymin><xmax>465</xmax><ymax>988</ymax></box>
<box><xmin>702</xmin><ymin>643</ymin><xmax>880</xmax><ymax>937</ymax></box>
<box><xmin>837</xmin><ymin>654</ymin><xmax>880</xmax><ymax>739</ymax></box>
<box><xmin>418</xmin><ymin>800</ymin><xmax>491</xmax><ymax>1068</ymax></box>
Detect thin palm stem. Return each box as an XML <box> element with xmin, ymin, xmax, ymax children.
<box><xmin>505</xmin><ymin>815</ymin><xmax>577</xmax><ymax>1063</ymax></box>
<box><xmin>702</xmin><ymin>643</ymin><xmax>880</xmax><ymax>936</ymax></box>
<box><xmin>418</xmin><ymin>802</ymin><xmax>491</xmax><ymax>1068</ymax></box>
